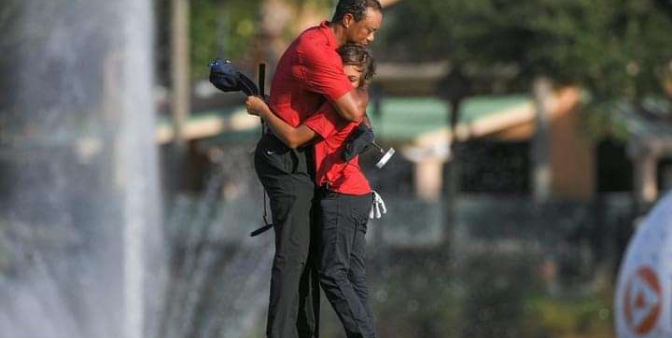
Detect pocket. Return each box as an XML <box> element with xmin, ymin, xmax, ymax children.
<box><xmin>353</xmin><ymin>208</ymin><xmax>369</xmax><ymax>234</ymax></box>
<box><xmin>357</xmin><ymin>194</ymin><xmax>373</xmax><ymax>233</ymax></box>
<box><xmin>359</xmin><ymin>217</ymin><xmax>369</xmax><ymax>234</ymax></box>
<box><xmin>254</xmin><ymin>136</ymin><xmax>291</xmax><ymax>174</ymax></box>
<box><xmin>319</xmin><ymin>196</ymin><xmax>340</xmax><ymax>245</ymax></box>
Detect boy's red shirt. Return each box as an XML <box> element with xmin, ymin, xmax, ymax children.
<box><xmin>304</xmin><ymin>104</ymin><xmax>371</xmax><ymax>195</ymax></box>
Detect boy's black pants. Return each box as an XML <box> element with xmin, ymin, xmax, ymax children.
<box><xmin>254</xmin><ymin>134</ymin><xmax>320</xmax><ymax>338</ymax></box>
<box><xmin>317</xmin><ymin>190</ymin><xmax>376</xmax><ymax>338</ymax></box>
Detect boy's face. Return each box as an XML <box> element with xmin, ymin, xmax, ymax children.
<box><xmin>343</xmin><ymin>64</ymin><xmax>364</xmax><ymax>89</ymax></box>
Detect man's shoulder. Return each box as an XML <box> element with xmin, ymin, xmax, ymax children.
<box><xmin>294</xmin><ymin>24</ymin><xmax>332</xmax><ymax>51</ymax></box>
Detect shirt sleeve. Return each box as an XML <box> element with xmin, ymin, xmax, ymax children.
<box><xmin>303</xmin><ymin>103</ymin><xmax>347</xmax><ymax>139</ymax></box>
<box><xmin>297</xmin><ymin>44</ymin><xmax>353</xmax><ymax>102</ymax></box>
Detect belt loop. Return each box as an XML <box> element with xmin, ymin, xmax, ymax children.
<box><xmin>318</xmin><ymin>183</ymin><xmax>330</xmax><ymax>197</ymax></box>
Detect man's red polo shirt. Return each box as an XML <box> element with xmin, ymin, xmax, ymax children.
<box><xmin>304</xmin><ymin>104</ymin><xmax>371</xmax><ymax>196</ymax></box>
<box><xmin>269</xmin><ymin>21</ymin><xmax>353</xmax><ymax>128</ymax></box>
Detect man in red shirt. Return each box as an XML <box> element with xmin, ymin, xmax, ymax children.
<box><xmin>250</xmin><ymin>1</ymin><xmax>383</xmax><ymax>338</ymax></box>
<box><xmin>248</xmin><ymin>43</ymin><xmax>378</xmax><ymax>338</ymax></box>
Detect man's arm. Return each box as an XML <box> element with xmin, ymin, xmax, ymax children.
<box><xmin>245</xmin><ymin>96</ymin><xmax>317</xmax><ymax>149</ymax></box>
<box><xmin>332</xmin><ymin>87</ymin><xmax>369</xmax><ymax>122</ymax></box>
<box><xmin>299</xmin><ymin>44</ymin><xmax>369</xmax><ymax>122</ymax></box>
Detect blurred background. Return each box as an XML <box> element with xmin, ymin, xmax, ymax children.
<box><xmin>1</xmin><ymin>0</ymin><xmax>672</xmax><ymax>337</ymax></box>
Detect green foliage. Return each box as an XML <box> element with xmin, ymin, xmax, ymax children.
<box><xmin>190</xmin><ymin>0</ymin><xmax>262</xmax><ymax>78</ymax></box>
<box><xmin>522</xmin><ymin>292</ymin><xmax>614</xmax><ymax>338</ymax></box>
<box><xmin>377</xmin><ymin>0</ymin><xmax>672</xmax><ymax>137</ymax></box>
<box><xmin>285</xmin><ymin>0</ymin><xmax>334</xmax><ymax>8</ymax></box>
<box><xmin>580</xmin><ymin>100</ymin><xmax>632</xmax><ymax>141</ymax></box>
<box><xmin>188</xmin><ymin>0</ymin><xmax>335</xmax><ymax>79</ymax></box>
<box><xmin>384</xmin><ymin>0</ymin><xmax>671</xmax><ymax>91</ymax></box>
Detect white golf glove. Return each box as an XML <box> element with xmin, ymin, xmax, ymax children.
<box><xmin>369</xmin><ymin>191</ymin><xmax>387</xmax><ymax>219</ymax></box>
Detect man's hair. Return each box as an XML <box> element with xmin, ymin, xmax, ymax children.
<box><xmin>332</xmin><ymin>0</ymin><xmax>382</xmax><ymax>23</ymax></box>
<box><xmin>337</xmin><ymin>44</ymin><xmax>376</xmax><ymax>84</ymax></box>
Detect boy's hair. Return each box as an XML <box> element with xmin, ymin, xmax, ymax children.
<box><xmin>337</xmin><ymin>44</ymin><xmax>376</xmax><ymax>85</ymax></box>
<box><xmin>332</xmin><ymin>0</ymin><xmax>382</xmax><ymax>23</ymax></box>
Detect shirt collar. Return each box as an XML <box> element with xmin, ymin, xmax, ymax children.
<box><xmin>319</xmin><ymin>21</ymin><xmax>338</xmax><ymax>48</ymax></box>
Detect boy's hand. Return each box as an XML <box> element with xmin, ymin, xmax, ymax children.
<box><xmin>245</xmin><ymin>95</ymin><xmax>267</xmax><ymax>116</ymax></box>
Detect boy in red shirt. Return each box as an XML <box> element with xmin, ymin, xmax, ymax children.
<box><xmin>247</xmin><ymin>44</ymin><xmax>378</xmax><ymax>338</ymax></box>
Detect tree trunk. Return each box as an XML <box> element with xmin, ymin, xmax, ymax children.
<box><xmin>531</xmin><ymin>76</ymin><xmax>553</xmax><ymax>202</ymax></box>
<box><xmin>169</xmin><ymin>0</ymin><xmax>190</xmax><ymax>192</ymax></box>
<box><xmin>443</xmin><ymin>98</ymin><xmax>463</xmax><ymax>244</ymax></box>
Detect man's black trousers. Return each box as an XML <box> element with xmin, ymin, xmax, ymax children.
<box><xmin>317</xmin><ymin>190</ymin><xmax>376</xmax><ymax>338</ymax></box>
<box><xmin>254</xmin><ymin>134</ymin><xmax>320</xmax><ymax>338</ymax></box>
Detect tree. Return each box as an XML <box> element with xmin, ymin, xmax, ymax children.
<box><xmin>377</xmin><ymin>0</ymin><xmax>672</xmax><ymax>136</ymax></box>
<box><xmin>188</xmin><ymin>0</ymin><xmax>263</xmax><ymax>78</ymax></box>
<box><xmin>187</xmin><ymin>0</ymin><xmax>334</xmax><ymax>79</ymax></box>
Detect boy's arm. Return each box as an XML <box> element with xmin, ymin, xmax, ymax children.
<box><xmin>303</xmin><ymin>103</ymin><xmax>352</xmax><ymax>141</ymax></box>
<box><xmin>245</xmin><ymin>96</ymin><xmax>316</xmax><ymax>149</ymax></box>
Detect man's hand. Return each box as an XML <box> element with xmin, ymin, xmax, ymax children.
<box><xmin>343</xmin><ymin>124</ymin><xmax>375</xmax><ymax>162</ymax></box>
<box><xmin>245</xmin><ymin>96</ymin><xmax>267</xmax><ymax>116</ymax></box>
<box><xmin>362</xmin><ymin>114</ymin><xmax>372</xmax><ymax>128</ymax></box>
